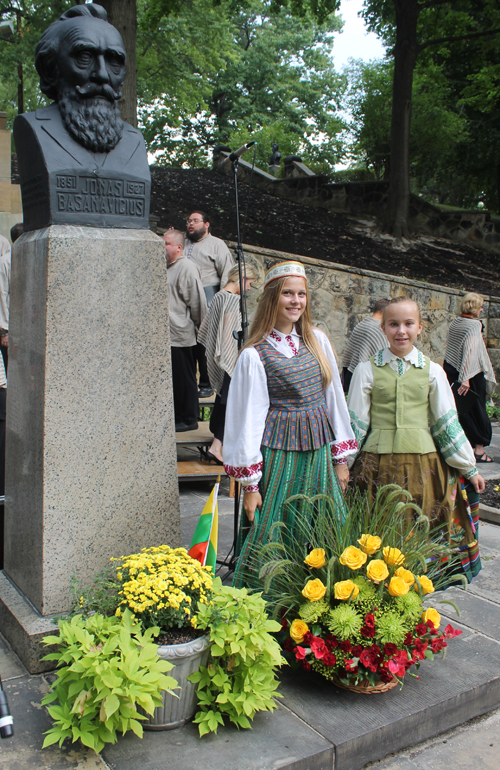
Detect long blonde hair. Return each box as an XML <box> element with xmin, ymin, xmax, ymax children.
<box><xmin>244</xmin><ymin>276</ymin><xmax>333</xmax><ymax>387</ymax></box>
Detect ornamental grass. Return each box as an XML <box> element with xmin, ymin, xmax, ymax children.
<box><xmin>257</xmin><ymin>484</ymin><xmax>463</xmax><ymax>688</ymax></box>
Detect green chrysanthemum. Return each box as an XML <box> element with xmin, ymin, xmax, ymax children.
<box><xmin>350</xmin><ymin>577</ymin><xmax>378</xmax><ymax>614</ymax></box>
<box><xmin>375</xmin><ymin>612</ymin><xmax>407</xmax><ymax>646</ymax></box>
<box><xmin>391</xmin><ymin>591</ymin><xmax>423</xmax><ymax>624</ymax></box>
<box><xmin>326</xmin><ymin>604</ymin><xmax>362</xmax><ymax>640</ymax></box>
<box><xmin>298</xmin><ymin>599</ymin><xmax>329</xmax><ymax>624</ymax></box>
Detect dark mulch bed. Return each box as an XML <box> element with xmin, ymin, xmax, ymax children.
<box><xmin>151</xmin><ymin>167</ymin><xmax>499</xmax><ymax>296</ymax></box>
<box><xmin>481</xmin><ymin>479</ymin><xmax>500</xmax><ymax>509</ymax></box>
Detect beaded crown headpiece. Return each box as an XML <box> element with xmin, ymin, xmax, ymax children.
<box><xmin>263</xmin><ymin>261</ymin><xmax>307</xmax><ymax>288</ymax></box>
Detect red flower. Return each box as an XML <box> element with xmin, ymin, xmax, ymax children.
<box><xmin>339</xmin><ymin>640</ymin><xmax>352</xmax><ymax>653</ymax></box>
<box><xmin>426</xmin><ymin>619</ymin><xmax>435</xmax><ymax>630</ymax></box>
<box><xmin>431</xmin><ymin>638</ymin><xmax>447</xmax><ymax>653</ymax></box>
<box><xmin>403</xmin><ymin>632</ymin><xmax>413</xmax><ymax>646</ymax></box>
<box><xmin>323</xmin><ymin>652</ymin><xmax>337</xmax><ymax>667</ymax></box>
<box><xmin>281</xmin><ymin>617</ymin><xmax>288</xmax><ymax>631</ymax></box>
<box><xmin>415</xmin><ymin>623</ymin><xmax>428</xmax><ymax>636</ymax></box>
<box><xmin>302</xmin><ymin>661</ymin><xmax>311</xmax><ymax>672</ymax></box>
<box><xmin>377</xmin><ymin>667</ymin><xmax>394</xmax><ymax>683</ymax></box>
<box><xmin>326</xmin><ymin>634</ymin><xmax>339</xmax><ymax>649</ymax></box>
<box><xmin>310</xmin><ymin>636</ymin><xmax>328</xmax><ymax>660</ymax></box>
<box><xmin>383</xmin><ymin>643</ymin><xmax>398</xmax><ymax>657</ymax></box>
<box><xmin>352</xmin><ymin>645</ymin><xmax>363</xmax><ymax>657</ymax></box>
<box><xmin>388</xmin><ymin>650</ymin><xmax>409</xmax><ymax>677</ymax></box>
<box><xmin>303</xmin><ymin>631</ymin><xmax>314</xmax><ymax>645</ymax></box>
<box><xmin>365</xmin><ymin>613</ymin><xmax>376</xmax><ymax>627</ymax></box>
<box><xmin>359</xmin><ymin>648</ymin><xmax>378</xmax><ymax>672</ymax></box>
<box><xmin>295</xmin><ymin>646</ymin><xmax>307</xmax><ymax>660</ymax></box>
<box><xmin>283</xmin><ymin>638</ymin><xmax>294</xmax><ymax>652</ymax></box>
<box><xmin>444</xmin><ymin>624</ymin><xmax>462</xmax><ymax>639</ymax></box>
<box><xmin>361</xmin><ymin>625</ymin><xmax>376</xmax><ymax>638</ymax></box>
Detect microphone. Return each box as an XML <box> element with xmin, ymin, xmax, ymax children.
<box><xmin>224</xmin><ymin>142</ymin><xmax>256</xmax><ymax>163</ymax></box>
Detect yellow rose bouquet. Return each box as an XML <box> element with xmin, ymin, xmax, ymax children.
<box><xmin>257</xmin><ymin>484</ymin><xmax>465</xmax><ymax>690</ymax></box>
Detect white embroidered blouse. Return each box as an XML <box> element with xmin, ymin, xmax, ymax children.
<box><xmin>223</xmin><ymin>327</ymin><xmax>357</xmax><ymax>490</ymax></box>
<box><xmin>347</xmin><ymin>346</ymin><xmax>478</xmax><ymax>479</ymax></box>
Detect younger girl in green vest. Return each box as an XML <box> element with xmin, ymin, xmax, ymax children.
<box><xmin>347</xmin><ymin>296</ymin><xmax>485</xmax><ymax>581</ymax></box>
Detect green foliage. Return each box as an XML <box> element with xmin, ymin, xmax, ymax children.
<box><xmin>41</xmin><ymin>609</ymin><xmax>177</xmax><ymax>754</ymax></box>
<box><xmin>486</xmin><ymin>400</ymin><xmax>500</xmax><ymax>421</ymax></box>
<box><xmin>189</xmin><ymin>578</ymin><xmax>284</xmax><ymax>736</ymax></box>
<box><xmin>69</xmin><ymin>566</ymin><xmax>121</xmax><ymax>619</ymax></box>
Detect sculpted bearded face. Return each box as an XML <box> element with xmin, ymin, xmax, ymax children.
<box><xmin>36</xmin><ymin>12</ymin><xmax>127</xmax><ymax>153</ymax></box>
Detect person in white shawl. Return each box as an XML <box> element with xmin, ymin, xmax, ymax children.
<box><xmin>197</xmin><ymin>265</ymin><xmax>256</xmax><ymax>462</ymax></box>
<box><xmin>443</xmin><ymin>293</ymin><xmax>496</xmax><ymax>463</ymax></box>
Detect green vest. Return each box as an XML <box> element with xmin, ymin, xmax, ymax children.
<box><xmin>363</xmin><ymin>355</ymin><xmax>436</xmax><ymax>455</ymax></box>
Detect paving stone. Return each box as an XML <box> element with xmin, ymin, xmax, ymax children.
<box><xmin>0</xmin><ymin>632</ymin><xmax>28</xmax><ymax>680</ymax></box>
<box><xmin>0</xmin><ymin>675</ymin><xmax>105</xmax><ymax>769</ymax></box>
<box><xmin>466</xmin><ymin>558</ymin><xmax>500</xmax><ymax>605</ymax></box>
<box><xmin>278</xmin><ymin>632</ymin><xmax>500</xmax><ymax>770</ymax></box>
<box><xmin>369</xmin><ymin>709</ymin><xmax>500</xmax><ymax>769</ymax></box>
<box><xmin>479</xmin><ymin>522</ymin><xmax>500</xmax><ymax>553</ymax></box>
<box><xmin>102</xmin><ymin>704</ymin><xmax>333</xmax><ymax>770</ymax></box>
<box><xmin>438</xmin><ymin>588</ymin><xmax>500</xmax><ymax>638</ymax></box>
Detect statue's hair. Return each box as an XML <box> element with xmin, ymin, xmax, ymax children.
<box><xmin>35</xmin><ymin>5</ymin><xmax>113</xmax><ymax>101</ymax></box>
<box><xmin>243</xmin><ymin>276</ymin><xmax>333</xmax><ymax>388</ymax></box>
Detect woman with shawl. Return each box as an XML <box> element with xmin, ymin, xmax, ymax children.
<box><xmin>443</xmin><ymin>293</ymin><xmax>496</xmax><ymax>463</ymax></box>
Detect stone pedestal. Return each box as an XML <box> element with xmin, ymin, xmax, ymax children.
<box><xmin>0</xmin><ymin>226</ymin><xmax>180</xmax><ymax>671</ymax></box>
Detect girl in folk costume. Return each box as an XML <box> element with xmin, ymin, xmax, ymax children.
<box><xmin>347</xmin><ymin>296</ymin><xmax>485</xmax><ymax>582</ymax></box>
<box><xmin>223</xmin><ymin>261</ymin><xmax>358</xmax><ymax>589</ymax></box>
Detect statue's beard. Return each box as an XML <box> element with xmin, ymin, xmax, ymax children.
<box><xmin>58</xmin><ymin>83</ymin><xmax>124</xmax><ymax>153</ymax></box>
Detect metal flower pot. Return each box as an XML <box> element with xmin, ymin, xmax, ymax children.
<box><xmin>143</xmin><ymin>635</ymin><xmax>210</xmax><ymax>731</ymax></box>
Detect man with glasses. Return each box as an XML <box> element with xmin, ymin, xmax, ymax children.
<box><xmin>184</xmin><ymin>210</ymin><xmax>234</xmax><ymax>398</ymax></box>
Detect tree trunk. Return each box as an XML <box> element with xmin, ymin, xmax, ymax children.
<box><xmin>385</xmin><ymin>0</ymin><xmax>420</xmax><ymax>239</ymax></box>
<box><xmin>100</xmin><ymin>0</ymin><xmax>137</xmax><ymax>127</ymax></box>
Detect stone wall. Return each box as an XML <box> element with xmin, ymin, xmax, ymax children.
<box><xmin>230</xmin><ymin>241</ymin><xmax>500</xmax><ymax>383</ymax></box>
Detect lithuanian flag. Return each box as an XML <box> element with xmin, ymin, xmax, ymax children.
<box><xmin>188</xmin><ymin>477</ymin><xmax>219</xmax><ymax>574</ymax></box>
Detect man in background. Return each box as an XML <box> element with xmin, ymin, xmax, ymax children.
<box><xmin>184</xmin><ymin>210</ymin><xmax>234</xmax><ymax>398</ymax></box>
<box><xmin>164</xmin><ymin>229</ymin><xmax>207</xmax><ymax>432</ymax></box>
<box><xmin>342</xmin><ymin>298</ymin><xmax>390</xmax><ymax>394</ymax></box>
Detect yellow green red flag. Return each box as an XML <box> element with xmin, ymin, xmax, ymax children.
<box><xmin>188</xmin><ymin>477</ymin><xmax>219</xmax><ymax>574</ymax></box>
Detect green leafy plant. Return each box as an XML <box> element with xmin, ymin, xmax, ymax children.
<box><xmin>188</xmin><ymin>578</ymin><xmax>285</xmax><ymax>736</ymax></box>
<box><xmin>41</xmin><ymin>609</ymin><xmax>178</xmax><ymax>753</ymax></box>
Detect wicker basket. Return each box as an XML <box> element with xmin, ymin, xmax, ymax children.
<box><xmin>332</xmin><ymin>675</ymin><xmax>398</xmax><ymax>694</ymax></box>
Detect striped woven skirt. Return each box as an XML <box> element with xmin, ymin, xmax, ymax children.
<box><xmin>232</xmin><ymin>444</ymin><xmax>348</xmax><ymax>590</ymax></box>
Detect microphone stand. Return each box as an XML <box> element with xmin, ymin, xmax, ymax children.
<box><xmin>216</xmin><ymin>148</ymin><xmax>254</xmax><ymax>576</ymax></box>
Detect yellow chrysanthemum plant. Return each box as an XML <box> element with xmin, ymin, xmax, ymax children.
<box><xmin>113</xmin><ymin>545</ymin><xmax>213</xmax><ymax>632</ymax></box>
<box><xmin>257</xmin><ymin>484</ymin><xmax>465</xmax><ymax>689</ymax></box>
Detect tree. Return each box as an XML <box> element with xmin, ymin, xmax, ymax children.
<box><xmin>361</xmin><ymin>0</ymin><xmax>500</xmax><ymax>238</ymax></box>
<box><xmin>139</xmin><ymin>2</ymin><xmax>346</xmax><ymax>170</ymax></box>
<box><xmin>100</xmin><ymin>0</ymin><xmax>138</xmax><ymax>126</ymax></box>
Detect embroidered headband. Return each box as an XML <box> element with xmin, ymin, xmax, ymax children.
<box><xmin>263</xmin><ymin>261</ymin><xmax>307</xmax><ymax>288</ymax></box>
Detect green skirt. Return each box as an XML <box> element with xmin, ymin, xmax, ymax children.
<box><xmin>232</xmin><ymin>444</ymin><xmax>348</xmax><ymax>590</ymax></box>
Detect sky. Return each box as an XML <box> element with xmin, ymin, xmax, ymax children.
<box><xmin>332</xmin><ymin>0</ymin><xmax>386</xmax><ymax>70</ymax></box>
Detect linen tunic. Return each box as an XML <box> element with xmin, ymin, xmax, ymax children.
<box><xmin>223</xmin><ymin>327</ymin><xmax>357</xmax><ymax>489</ymax></box>
<box><xmin>167</xmin><ymin>256</ymin><xmax>207</xmax><ymax>347</ymax></box>
<box><xmin>184</xmin><ymin>234</ymin><xmax>234</xmax><ymax>290</ymax></box>
<box><xmin>347</xmin><ymin>346</ymin><xmax>478</xmax><ymax>479</ymax></box>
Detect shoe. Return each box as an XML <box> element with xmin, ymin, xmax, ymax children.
<box><xmin>474</xmin><ymin>453</ymin><xmax>493</xmax><ymax>463</ymax></box>
<box><xmin>175</xmin><ymin>421</ymin><xmax>198</xmax><ymax>433</ymax></box>
<box><xmin>198</xmin><ymin>387</ymin><xmax>213</xmax><ymax>399</ymax></box>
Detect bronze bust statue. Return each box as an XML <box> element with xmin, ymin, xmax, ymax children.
<box><xmin>14</xmin><ymin>3</ymin><xmax>150</xmax><ymax>231</ymax></box>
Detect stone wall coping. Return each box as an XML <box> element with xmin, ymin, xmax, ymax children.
<box><xmin>229</xmin><ymin>240</ymin><xmax>500</xmax><ymax>302</ymax></box>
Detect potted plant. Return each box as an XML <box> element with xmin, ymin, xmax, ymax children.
<box><xmin>41</xmin><ymin>609</ymin><xmax>178</xmax><ymax>752</ymax></box>
<box><xmin>258</xmin><ymin>485</ymin><xmax>464</xmax><ymax>693</ymax></box>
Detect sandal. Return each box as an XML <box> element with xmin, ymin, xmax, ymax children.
<box><xmin>474</xmin><ymin>453</ymin><xmax>493</xmax><ymax>463</ymax></box>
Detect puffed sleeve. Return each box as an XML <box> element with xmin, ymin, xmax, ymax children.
<box><xmin>428</xmin><ymin>362</ymin><xmax>478</xmax><ymax>479</ymax></box>
<box><xmin>223</xmin><ymin>347</ymin><xmax>269</xmax><ymax>490</ymax></box>
<box><xmin>314</xmin><ymin>330</ymin><xmax>358</xmax><ymax>463</ymax></box>
<box><xmin>346</xmin><ymin>360</ymin><xmax>374</xmax><ymax>456</ymax></box>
